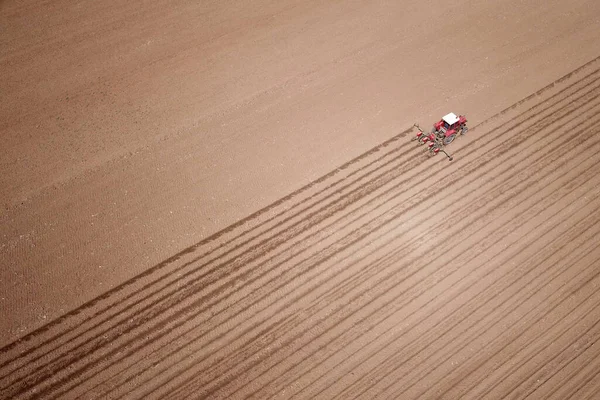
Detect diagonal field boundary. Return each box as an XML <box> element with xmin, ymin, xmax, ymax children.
<box><xmin>2</xmin><ymin>53</ymin><xmax>600</xmax><ymax>356</ymax></box>
<box><xmin>1</xmin><ymin>54</ymin><xmax>600</xmax><ymax>400</ymax></box>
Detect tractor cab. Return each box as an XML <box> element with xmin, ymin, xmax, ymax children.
<box><xmin>435</xmin><ymin>112</ymin><xmax>461</xmax><ymax>132</ymax></box>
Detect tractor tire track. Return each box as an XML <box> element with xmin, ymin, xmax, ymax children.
<box><xmin>288</xmin><ymin>145</ymin><xmax>600</xmax><ymax>400</ymax></box>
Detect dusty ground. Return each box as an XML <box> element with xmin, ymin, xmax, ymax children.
<box><xmin>1</xmin><ymin>0</ymin><xmax>600</xmax><ymax>398</ymax></box>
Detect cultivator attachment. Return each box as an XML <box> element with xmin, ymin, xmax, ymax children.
<box><xmin>411</xmin><ymin>112</ymin><xmax>467</xmax><ymax>161</ymax></box>
<box><xmin>412</xmin><ymin>123</ymin><xmax>454</xmax><ymax>161</ymax></box>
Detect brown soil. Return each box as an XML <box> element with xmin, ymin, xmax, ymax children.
<box><xmin>1</xmin><ymin>0</ymin><xmax>600</xmax><ymax>398</ymax></box>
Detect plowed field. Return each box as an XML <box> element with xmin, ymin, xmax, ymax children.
<box><xmin>2</xmin><ymin>1</ymin><xmax>600</xmax><ymax>399</ymax></box>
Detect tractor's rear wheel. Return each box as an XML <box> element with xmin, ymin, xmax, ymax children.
<box><xmin>443</xmin><ymin>134</ymin><xmax>456</xmax><ymax>145</ymax></box>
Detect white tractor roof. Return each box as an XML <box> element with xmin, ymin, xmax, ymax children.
<box><xmin>442</xmin><ymin>112</ymin><xmax>459</xmax><ymax>125</ymax></box>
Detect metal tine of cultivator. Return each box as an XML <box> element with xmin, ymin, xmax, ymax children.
<box><xmin>433</xmin><ymin>147</ymin><xmax>453</xmax><ymax>161</ymax></box>
<box><xmin>412</xmin><ymin>123</ymin><xmax>425</xmax><ymax>141</ymax></box>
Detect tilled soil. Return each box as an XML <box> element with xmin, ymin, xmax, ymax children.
<box><xmin>1</xmin><ymin>0</ymin><xmax>600</xmax><ymax>399</ymax></box>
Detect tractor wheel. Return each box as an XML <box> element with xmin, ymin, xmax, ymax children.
<box><xmin>443</xmin><ymin>134</ymin><xmax>456</xmax><ymax>145</ymax></box>
<box><xmin>461</xmin><ymin>125</ymin><xmax>468</xmax><ymax>135</ymax></box>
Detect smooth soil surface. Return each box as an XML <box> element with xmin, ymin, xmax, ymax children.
<box><xmin>2</xmin><ymin>0</ymin><xmax>600</xmax><ymax>398</ymax></box>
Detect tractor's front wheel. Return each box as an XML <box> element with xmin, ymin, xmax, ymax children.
<box><xmin>443</xmin><ymin>134</ymin><xmax>456</xmax><ymax>145</ymax></box>
<box><xmin>461</xmin><ymin>125</ymin><xmax>468</xmax><ymax>135</ymax></box>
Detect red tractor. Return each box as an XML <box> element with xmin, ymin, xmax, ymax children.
<box><xmin>413</xmin><ymin>112</ymin><xmax>468</xmax><ymax>161</ymax></box>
